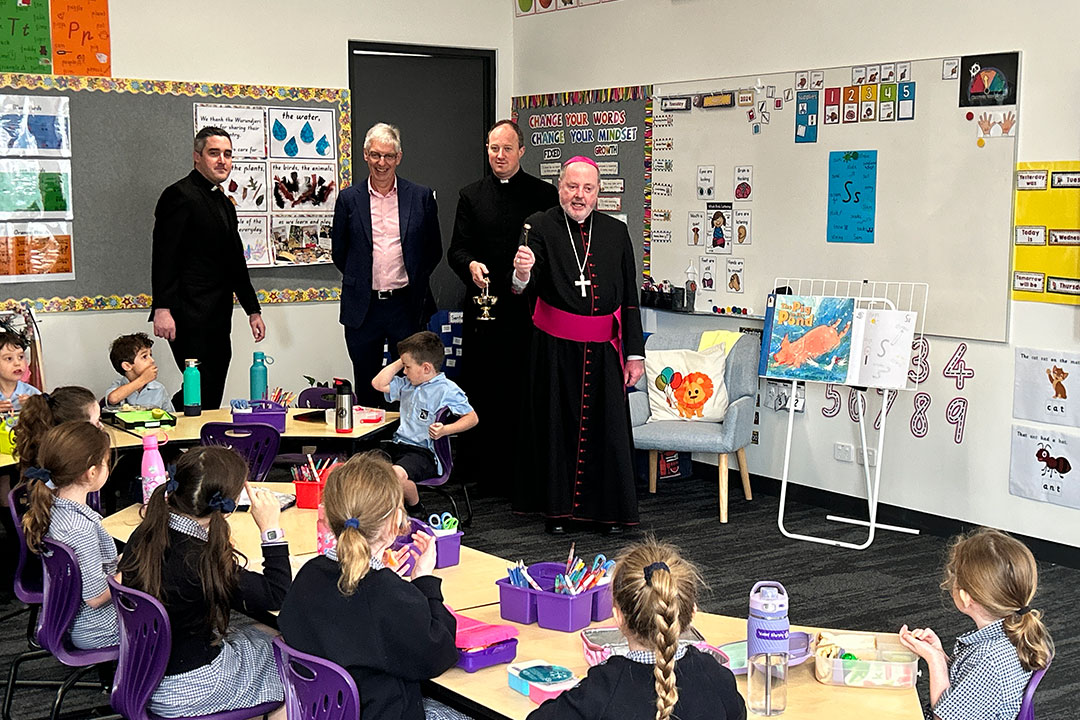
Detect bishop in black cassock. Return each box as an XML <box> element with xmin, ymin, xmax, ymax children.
<box><xmin>448</xmin><ymin>122</ymin><xmax>558</xmax><ymax>493</ymax></box>
<box><xmin>511</xmin><ymin>157</ymin><xmax>645</xmax><ymax>530</ymax></box>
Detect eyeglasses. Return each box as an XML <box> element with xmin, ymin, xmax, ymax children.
<box><xmin>366</xmin><ymin>151</ymin><xmax>399</xmax><ymax>162</ymax></box>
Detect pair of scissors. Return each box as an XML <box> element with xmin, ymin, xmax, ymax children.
<box><xmin>428</xmin><ymin>512</ymin><xmax>459</xmax><ymax>531</ymax></box>
<box><xmin>591</xmin><ymin>554</ymin><xmax>607</xmax><ymax>572</ymax></box>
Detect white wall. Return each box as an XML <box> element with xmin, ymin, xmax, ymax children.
<box><xmin>33</xmin><ymin>0</ymin><xmax>514</xmax><ymax>406</ymax></box>
<box><xmin>515</xmin><ymin>0</ymin><xmax>1080</xmax><ymax>547</ymax></box>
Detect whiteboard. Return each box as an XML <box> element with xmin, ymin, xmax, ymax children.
<box><xmin>650</xmin><ymin>52</ymin><xmax>1019</xmax><ymax>341</ymax></box>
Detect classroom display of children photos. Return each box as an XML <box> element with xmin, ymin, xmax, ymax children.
<box><xmin>648</xmin><ymin>51</ymin><xmax>1019</xmax><ymax>342</ymax></box>
<box><xmin>195</xmin><ymin>103</ymin><xmax>340</xmax><ymax>268</ymax></box>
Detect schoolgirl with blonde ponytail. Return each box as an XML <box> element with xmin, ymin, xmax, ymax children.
<box><xmin>529</xmin><ymin>537</ymin><xmax>745</xmax><ymax>720</ymax></box>
<box><xmin>278</xmin><ymin>452</ymin><xmax>466</xmax><ymax>720</ymax></box>
<box><xmin>900</xmin><ymin>527</ymin><xmax>1053</xmax><ymax>720</ymax></box>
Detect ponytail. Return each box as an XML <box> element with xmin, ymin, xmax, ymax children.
<box><xmin>335</xmin><ymin>523</ymin><xmax>372</xmax><ymax>595</ymax></box>
<box><xmin>21</xmin><ymin>474</ymin><xmax>55</xmax><ymax>552</ymax></box>
<box><xmin>611</xmin><ymin>538</ymin><xmax>703</xmax><ymax>720</ymax></box>
<box><xmin>1003</xmin><ymin>608</ymin><xmax>1054</xmax><ymax>672</ymax></box>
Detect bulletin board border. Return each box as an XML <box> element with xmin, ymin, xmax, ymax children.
<box><xmin>0</xmin><ymin>286</ymin><xmax>342</xmax><ymax>314</ymax></box>
<box><xmin>510</xmin><ymin>84</ymin><xmax>650</xmax><ymax>110</ymax></box>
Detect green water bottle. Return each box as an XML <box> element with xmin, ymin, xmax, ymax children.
<box><xmin>183</xmin><ymin>358</ymin><xmax>201</xmax><ymax>417</ymax></box>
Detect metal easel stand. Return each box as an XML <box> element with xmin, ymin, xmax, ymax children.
<box><xmin>776</xmin><ymin>382</ymin><xmax>918</xmax><ymax>550</ymax></box>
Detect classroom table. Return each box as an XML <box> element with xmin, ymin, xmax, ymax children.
<box><xmin>101</xmin><ymin>483</ymin><xmax>507</xmax><ymax>611</ymax></box>
<box><xmin>430</xmin><ymin>603</ymin><xmax>924</xmax><ymax>720</ymax></box>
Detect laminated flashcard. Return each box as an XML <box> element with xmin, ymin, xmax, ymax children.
<box><xmin>774</xmin><ymin>98</ymin><xmax>783</xmax><ymax>110</ymax></box>
<box><xmin>726</xmin><ymin>258</ymin><xmax>744</xmax><ymax>294</ymax></box>
<box><xmin>539</xmin><ymin>161</ymin><xmax>561</xmax><ymax>177</ymax></box>
<box><xmin>654</xmin><ymin>113</ymin><xmax>674</xmax><ymax>129</ymax></box>
<box><xmin>652</xmin><ymin>209</ymin><xmax>672</xmax><ymax>222</ymax></box>
<box><xmin>1016</xmin><ymin>170</ymin><xmax>1048</xmax><ymax>190</ymax></box>
<box><xmin>733</xmin><ymin>166</ymin><xmax>753</xmax><ymax>201</ymax></box>
<box><xmin>860</xmin><ymin>84</ymin><xmax>878</xmax><ymax>122</ymax></box>
<box><xmin>733</xmin><ymin>208</ymin><xmax>752</xmax><ymax>245</ymax></box>
<box><xmin>1009</xmin><ymin>424</ymin><xmax>1080</xmax><ymax>510</ymax></box>
<box><xmin>687</xmin><ymin>210</ymin><xmax>705</xmax><ymax>247</ymax></box>
<box><xmin>652</xmin><ymin>182</ymin><xmax>672</xmax><ymax>197</ymax></box>
<box><xmin>794</xmin><ymin>90</ymin><xmax>819</xmax><ymax>144</ymax></box>
<box><xmin>942</xmin><ymin>58</ymin><xmax>960</xmax><ymax>80</ymax></box>
<box><xmin>878</xmin><ymin>84</ymin><xmax>897</xmax><ymax>122</ymax></box>
<box><xmin>959</xmin><ymin>52</ymin><xmax>1019</xmax><ymax>107</ymax></box>
<box><xmin>697</xmin><ymin>165</ymin><xmax>715</xmax><ymax>199</ymax></box>
<box><xmin>1014</xmin><ymin>347</ymin><xmax>1080</xmax><ymax>428</ymax></box>
<box><xmin>760</xmin><ymin>111</ymin><xmax>770</xmax><ymax>125</ymax></box>
<box><xmin>736</xmin><ymin>89</ymin><xmax>754</xmax><ymax>107</ymax></box>
<box><xmin>866</xmin><ymin>65</ymin><xmax>880</xmax><ymax>84</ymax></box>
<box><xmin>597</xmin><ymin>161</ymin><xmax>620</xmax><ymax>176</ymax></box>
<box><xmin>651</xmin><ymin>229</ymin><xmax>672</xmax><ymax>243</ymax></box>
<box><xmin>974</xmin><ymin>110</ymin><xmax>1017</xmax><ymax>139</ymax></box>
<box><xmin>783</xmin><ymin>88</ymin><xmax>794</xmax><ymax>102</ymax></box>
<box><xmin>653</xmin><ymin>137</ymin><xmax>674</xmax><ymax>151</ymax></box>
<box><xmin>897</xmin><ymin>62</ymin><xmax>912</xmax><ymax>82</ymax></box>
<box><xmin>881</xmin><ymin>63</ymin><xmax>896</xmax><ymax>83</ymax></box>
<box><xmin>842</xmin><ymin>86</ymin><xmax>859</xmax><ymax>123</ymax></box>
<box><xmin>599</xmin><ymin>178</ymin><xmax>625</xmax><ymax>193</ymax></box>
<box><xmin>823</xmin><ymin>87</ymin><xmax>841</xmax><ymax>125</ymax></box>
<box><xmin>659</xmin><ymin>96</ymin><xmax>692</xmax><ymax>112</ymax></box>
<box><xmin>597</xmin><ymin>196</ymin><xmax>621</xmax><ymax>212</ymax></box>
<box><xmin>766</xmin><ymin>85</ymin><xmax>776</xmax><ymax>98</ymax></box>
<box><xmin>1014</xmin><ymin>226</ymin><xmax>1046</xmax><ymax>246</ymax></box>
<box><xmin>752</xmin><ymin>124</ymin><xmax>761</xmax><ymax>135</ymax></box>
<box><xmin>702</xmin><ymin>92</ymin><xmax>735</xmax><ymax>109</ymax></box>
<box><xmin>705</xmin><ymin>201</ymin><xmax>732</xmax><ymax>254</ymax></box>
<box><xmin>794</xmin><ymin>72</ymin><xmax>809</xmax><ymax>91</ymax></box>
<box><xmin>897</xmin><ymin>82</ymin><xmax>916</xmax><ymax>121</ymax></box>
<box><xmin>699</xmin><ymin>256</ymin><xmax>717</xmax><ymax>290</ymax></box>
<box><xmin>851</xmin><ymin>66</ymin><xmax>867</xmax><ymax>85</ymax></box>
<box><xmin>810</xmin><ymin>71</ymin><xmax>824</xmax><ymax>90</ymax></box>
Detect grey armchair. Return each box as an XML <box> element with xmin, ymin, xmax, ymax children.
<box><xmin>630</xmin><ymin>331</ymin><xmax>759</xmax><ymax>522</ymax></box>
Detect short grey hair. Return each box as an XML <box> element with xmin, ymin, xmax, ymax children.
<box><xmin>364</xmin><ymin>123</ymin><xmax>401</xmax><ymax>154</ymax></box>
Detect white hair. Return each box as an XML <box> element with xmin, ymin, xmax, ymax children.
<box><xmin>364</xmin><ymin>123</ymin><xmax>402</xmax><ymax>154</ymax></box>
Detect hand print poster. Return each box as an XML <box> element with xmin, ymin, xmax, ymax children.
<box><xmin>269</xmin><ymin>107</ymin><xmax>336</xmax><ymax>160</ymax></box>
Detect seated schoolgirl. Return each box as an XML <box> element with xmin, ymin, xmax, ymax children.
<box><xmin>22</xmin><ymin>421</ymin><xmax>118</xmax><ymax>649</ymax></box>
<box><xmin>117</xmin><ymin>446</ymin><xmax>290</xmax><ymax>719</ymax></box>
<box><xmin>278</xmin><ymin>452</ymin><xmax>470</xmax><ymax>720</ymax></box>
<box><xmin>529</xmin><ymin>537</ymin><xmax>746</xmax><ymax>720</ymax></box>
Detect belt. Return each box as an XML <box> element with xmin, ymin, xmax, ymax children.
<box><xmin>372</xmin><ymin>287</ymin><xmax>408</xmax><ymax>300</ymax></box>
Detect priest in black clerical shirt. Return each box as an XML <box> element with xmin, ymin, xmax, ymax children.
<box><xmin>448</xmin><ymin>120</ymin><xmax>558</xmax><ymax>495</ymax></box>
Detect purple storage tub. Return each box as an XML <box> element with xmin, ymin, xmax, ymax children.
<box><xmin>496</xmin><ymin>561</ymin><xmax>611</xmax><ymax>632</ymax></box>
<box><xmin>433</xmin><ymin>530</ymin><xmax>462</xmax><ymax>568</ymax></box>
<box><xmin>232</xmin><ymin>400</ymin><xmax>287</xmax><ymax>432</ymax></box>
<box><xmin>497</xmin><ymin>578</ymin><xmax>539</xmax><ymax>625</ymax></box>
<box><xmin>456</xmin><ymin>638</ymin><xmax>518</xmax><ymax>673</ymax></box>
<box><xmin>535</xmin><ymin>590</ymin><xmax>593</xmax><ymax>632</ymax></box>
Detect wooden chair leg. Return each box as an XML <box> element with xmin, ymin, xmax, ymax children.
<box><xmin>648</xmin><ymin>450</ymin><xmax>658</xmax><ymax>493</ymax></box>
<box><xmin>717</xmin><ymin>453</ymin><xmax>729</xmax><ymax>523</ymax></box>
<box><xmin>737</xmin><ymin>447</ymin><xmax>753</xmax><ymax>501</ymax></box>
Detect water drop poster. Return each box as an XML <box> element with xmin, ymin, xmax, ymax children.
<box><xmin>268</xmin><ymin>107</ymin><xmax>336</xmax><ymax>161</ymax></box>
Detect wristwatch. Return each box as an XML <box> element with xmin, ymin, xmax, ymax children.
<box><xmin>261</xmin><ymin>528</ymin><xmax>286</xmax><ymax>543</ymax></box>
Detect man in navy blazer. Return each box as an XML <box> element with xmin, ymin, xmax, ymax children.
<box><xmin>331</xmin><ymin>123</ymin><xmax>442</xmax><ymax>407</ymax></box>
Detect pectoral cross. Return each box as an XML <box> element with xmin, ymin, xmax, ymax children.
<box><xmin>575</xmin><ymin>273</ymin><xmax>592</xmax><ymax>297</ymax></box>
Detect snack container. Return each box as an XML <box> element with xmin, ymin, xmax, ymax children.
<box><xmin>456</xmin><ymin>638</ymin><xmax>518</xmax><ymax>673</ymax></box>
<box><xmin>507</xmin><ymin>660</ymin><xmax>579</xmax><ymax>704</ymax></box>
<box><xmin>813</xmin><ymin>631</ymin><xmax>918</xmax><ymax>689</ymax></box>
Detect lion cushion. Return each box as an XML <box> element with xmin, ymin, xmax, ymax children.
<box><xmin>645</xmin><ymin>343</ymin><xmax>730</xmax><ymax>423</ymax></box>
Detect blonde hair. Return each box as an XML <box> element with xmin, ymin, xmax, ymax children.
<box><xmin>322</xmin><ymin>452</ymin><xmax>408</xmax><ymax>595</ymax></box>
<box><xmin>941</xmin><ymin>527</ymin><xmax>1054</xmax><ymax>671</ymax></box>
<box><xmin>611</xmin><ymin>537</ymin><xmax>702</xmax><ymax>720</ymax></box>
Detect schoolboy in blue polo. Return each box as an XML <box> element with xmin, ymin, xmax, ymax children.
<box><xmin>372</xmin><ymin>330</ymin><xmax>478</xmax><ymax>517</ymax></box>
<box><xmin>0</xmin><ymin>330</ymin><xmax>40</xmax><ymax>413</ymax></box>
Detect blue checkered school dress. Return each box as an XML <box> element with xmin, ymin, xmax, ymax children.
<box><xmin>932</xmin><ymin>620</ymin><xmax>1032</xmax><ymax>720</ymax></box>
<box><xmin>147</xmin><ymin>514</ymin><xmax>283</xmax><ymax>717</ymax></box>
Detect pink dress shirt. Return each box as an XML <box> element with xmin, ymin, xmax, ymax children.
<box><xmin>368</xmin><ymin>177</ymin><xmax>409</xmax><ymax>291</ymax></box>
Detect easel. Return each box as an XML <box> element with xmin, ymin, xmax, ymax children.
<box><xmin>771</xmin><ymin>279</ymin><xmax>928</xmax><ymax>550</ymax></box>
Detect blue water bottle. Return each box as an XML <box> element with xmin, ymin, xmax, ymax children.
<box><xmin>182</xmin><ymin>359</ymin><xmax>201</xmax><ymax>417</ymax></box>
<box><xmin>250</xmin><ymin>351</ymin><xmax>270</xmax><ymax>401</ymax></box>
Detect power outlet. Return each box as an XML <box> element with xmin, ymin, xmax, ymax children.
<box><xmin>833</xmin><ymin>442</ymin><xmax>854</xmax><ymax>463</ymax></box>
<box><xmin>855</xmin><ymin>447</ymin><xmax>878</xmax><ymax>467</ymax></box>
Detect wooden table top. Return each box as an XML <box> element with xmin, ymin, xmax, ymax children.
<box><xmin>432</xmin><ymin>604</ymin><xmax>924</xmax><ymax>720</ymax></box>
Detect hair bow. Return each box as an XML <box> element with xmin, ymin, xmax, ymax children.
<box><xmin>164</xmin><ymin>478</ymin><xmax>179</xmax><ymax>496</ymax></box>
<box><xmin>343</xmin><ymin>517</ymin><xmax>360</xmax><ymax>530</ymax></box>
<box><xmin>208</xmin><ymin>491</ymin><xmax>236</xmax><ymax>514</ymax></box>
<box><xmin>643</xmin><ymin>561</ymin><xmax>670</xmax><ymax>586</ymax></box>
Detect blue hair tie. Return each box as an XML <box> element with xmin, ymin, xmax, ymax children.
<box><xmin>643</xmin><ymin>561</ymin><xmax>670</xmax><ymax>586</ymax></box>
<box><xmin>164</xmin><ymin>478</ymin><xmax>179</xmax><ymax>495</ymax></box>
<box><xmin>208</xmin><ymin>492</ymin><xmax>236</xmax><ymax>514</ymax></box>
<box><xmin>25</xmin><ymin>466</ymin><xmax>54</xmax><ymax>490</ymax></box>
<box><xmin>343</xmin><ymin>517</ymin><xmax>360</xmax><ymax>530</ymax></box>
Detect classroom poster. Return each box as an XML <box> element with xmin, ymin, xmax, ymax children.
<box><xmin>50</xmin><ymin>0</ymin><xmax>111</xmax><ymax>76</ymax></box>
<box><xmin>1014</xmin><ymin>347</ymin><xmax>1080</xmax><ymax>428</ymax></box>
<box><xmin>759</xmin><ymin>294</ymin><xmax>855</xmax><ymax>383</ymax></box>
<box><xmin>237</xmin><ymin>215</ymin><xmax>271</xmax><ymax>268</ymax></box>
<box><xmin>844</xmin><ymin>308</ymin><xmax>917</xmax><ymax>389</ymax></box>
<box><xmin>1012</xmin><ymin>160</ymin><xmax>1080</xmax><ymax>306</ymax></box>
<box><xmin>705</xmin><ymin>201</ymin><xmax>732</xmax><ymax>254</ymax></box>
<box><xmin>269</xmin><ymin>162</ymin><xmax>337</xmax><ymax>213</ymax></box>
<box><xmin>194</xmin><ymin>104</ymin><xmax>268</xmax><ymax>158</ymax></box>
<box><xmin>270</xmin><ymin>214</ymin><xmax>333</xmax><ymax>266</ymax></box>
<box><xmin>268</xmin><ymin>107</ymin><xmax>336</xmax><ymax>160</ymax></box>
<box><xmin>1009</xmin><ymin>424</ymin><xmax>1080</xmax><ymax>511</ymax></box>
<box><xmin>0</xmin><ymin>0</ymin><xmax>51</xmax><ymax>74</ymax></box>
<box><xmin>223</xmin><ymin>161</ymin><xmax>268</xmax><ymax>212</ymax></box>
<box><xmin>0</xmin><ymin>159</ymin><xmax>72</xmax><ymax>220</ymax></box>
<box><xmin>0</xmin><ymin>221</ymin><xmax>74</xmax><ymax>283</ymax></box>
<box><xmin>826</xmin><ymin>150</ymin><xmax>877</xmax><ymax>244</ymax></box>
<box><xmin>0</xmin><ymin>95</ymin><xmax>70</xmax><ymax>157</ymax></box>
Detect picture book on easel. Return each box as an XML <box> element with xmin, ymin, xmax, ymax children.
<box><xmin>759</xmin><ymin>294</ymin><xmax>855</xmax><ymax>383</ymax></box>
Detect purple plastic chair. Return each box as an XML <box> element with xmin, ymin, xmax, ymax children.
<box><xmin>297</xmin><ymin>387</ymin><xmax>355</xmax><ymax>409</ymax></box>
<box><xmin>1017</xmin><ymin>656</ymin><xmax>1052</xmax><ymax>720</ymax></box>
<box><xmin>272</xmin><ymin>637</ymin><xmax>359</xmax><ymax>720</ymax></box>
<box><xmin>2</xmin><ymin>538</ymin><xmax>119</xmax><ymax>720</ymax></box>
<box><xmin>108</xmin><ymin>577</ymin><xmax>280</xmax><ymax>720</ymax></box>
<box><xmin>2</xmin><ymin>485</ymin><xmax>42</xmax><ymax>646</ymax></box>
<box><xmin>200</xmin><ymin>422</ymin><xmax>281</xmax><ymax>484</ymax></box>
<box><xmin>415</xmin><ymin>407</ymin><xmax>472</xmax><ymax>526</ymax></box>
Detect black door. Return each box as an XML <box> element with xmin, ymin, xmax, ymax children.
<box><xmin>348</xmin><ymin>41</ymin><xmax>495</xmax><ymax>312</ymax></box>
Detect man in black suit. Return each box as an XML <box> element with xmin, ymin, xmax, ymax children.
<box><xmin>150</xmin><ymin>126</ymin><xmax>266</xmax><ymax>411</ymax></box>
<box><xmin>331</xmin><ymin>123</ymin><xmax>442</xmax><ymax>408</ymax></box>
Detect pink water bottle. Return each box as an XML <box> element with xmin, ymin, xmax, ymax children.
<box><xmin>141</xmin><ymin>433</ymin><xmax>168</xmax><ymax>503</ymax></box>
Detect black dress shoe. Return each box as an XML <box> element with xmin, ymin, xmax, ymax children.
<box><xmin>545</xmin><ymin>520</ymin><xmax>566</xmax><ymax>535</ymax></box>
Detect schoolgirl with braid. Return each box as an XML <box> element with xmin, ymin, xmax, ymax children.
<box><xmin>278</xmin><ymin>452</ymin><xmax>469</xmax><ymax>720</ymax></box>
<box><xmin>21</xmin><ymin>421</ymin><xmax>118</xmax><ymax>649</ymax></box>
<box><xmin>117</xmin><ymin>446</ymin><xmax>291</xmax><ymax>720</ymax></box>
<box><xmin>529</xmin><ymin>538</ymin><xmax>745</xmax><ymax>720</ymax></box>
<box><xmin>900</xmin><ymin>527</ymin><xmax>1053</xmax><ymax>720</ymax></box>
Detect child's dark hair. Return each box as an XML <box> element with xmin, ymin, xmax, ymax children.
<box><xmin>0</xmin><ymin>330</ymin><xmax>26</xmax><ymax>351</ymax></box>
<box><xmin>22</xmin><ymin>422</ymin><xmax>111</xmax><ymax>552</ymax></box>
<box><xmin>109</xmin><ymin>332</ymin><xmax>154</xmax><ymax>374</ymax></box>
<box><xmin>322</xmin><ymin>451</ymin><xmax>408</xmax><ymax>595</ymax></box>
<box><xmin>941</xmin><ymin>527</ymin><xmax>1054</xmax><ymax>671</ymax></box>
<box><xmin>117</xmin><ymin>446</ymin><xmax>249</xmax><ymax>643</ymax></box>
<box><xmin>397</xmin><ymin>330</ymin><xmax>445</xmax><ymax>371</ymax></box>
<box><xmin>14</xmin><ymin>386</ymin><xmax>98</xmax><ymax>473</ymax></box>
<box><xmin>611</xmin><ymin>537</ymin><xmax>703</xmax><ymax>720</ymax></box>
